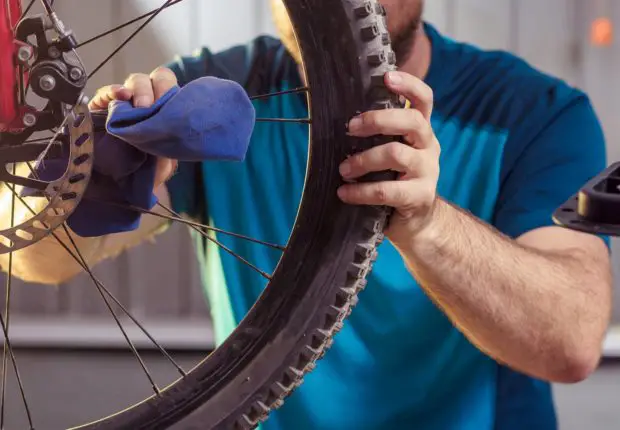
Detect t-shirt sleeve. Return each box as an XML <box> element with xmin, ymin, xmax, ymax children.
<box><xmin>493</xmin><ymin>91</ymin><xmax>609</xmax><ymax>245</ymax></box>
<box><xmin>166</xmin><ymin>47</ymin><xmax>212</xmax><ymax>87</ymax></box>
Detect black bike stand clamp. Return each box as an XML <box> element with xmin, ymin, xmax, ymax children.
<box><xmin>553</xmin><ymin>161</ymin><xmax>620</xmax><ymax>237</ymax></box>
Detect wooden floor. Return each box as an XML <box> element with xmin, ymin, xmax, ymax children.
<box><xmin>1</xmin><ymin>350</ymin><xmax>618</xmax><ymax>429</ymax></box>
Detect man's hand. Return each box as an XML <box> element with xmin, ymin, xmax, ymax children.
<box><xmin>337</xmin><ymin>71</ymin><xmax>440</xmax><ymax>245</ymax></box>
<box><xmin>89</xmin><ymin>67</ymin><xmax>180</xmax><ymax>188</ymax></box>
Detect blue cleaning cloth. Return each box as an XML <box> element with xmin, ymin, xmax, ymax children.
<box><xmin>26</xmin><ymin>76</ymin><xmax>255</xmax><ymax>237</ymax></box>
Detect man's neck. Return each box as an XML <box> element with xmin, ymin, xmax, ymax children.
<box><xmin>397</xmin><ymin>25</ymin><xmax>432</xmax><ymax>80</ymax></box>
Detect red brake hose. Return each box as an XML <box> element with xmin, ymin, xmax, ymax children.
<box><xmin>0</xmin><ymin>0</ymin><xmax>23</xmax><ymax>131</ymax></box>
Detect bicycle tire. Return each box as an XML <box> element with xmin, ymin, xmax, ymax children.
<box><xmin>9</xmin><ymin>0</ymin><xmax>401</xmax><ymax>428</ymax></box>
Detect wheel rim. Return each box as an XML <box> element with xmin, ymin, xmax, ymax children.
<box><xmin>0</xmin><ymin>1</ymin><xmax>399</xmax><ymax>428</ymax></box>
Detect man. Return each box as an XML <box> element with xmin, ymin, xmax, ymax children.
<box><xmin>0</xmin><ymin>0</ymin><xmax>613</xmax><ymax>429</ymax></box>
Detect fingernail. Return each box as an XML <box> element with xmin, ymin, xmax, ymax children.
<box><xmin>114</xmin><ymin>85</ymin><xmax>128</xmax><ymax>96</ymax></box>
<box><xmin>388</xmin><ymin>71</ymin><xmax>402</xmax><ymax>84</ymax></box>
<box><xmin>348</xmin><ymin>116</ymin><xmax>363</xmax><ymax>133</ymax></box>
<box><xmin>337</xmin><ymin>186</ymin><xmax>347</xmax><ymax>200</ymax></box>
<box><xmin>134</xmin><ymin>96</ymin><xmax>151</xmax><ymax>108</ymax></box>
<box><xmin>339</xmin><ymin>161</ymin><xmax>352</xmax><ymax>177</ymax></box>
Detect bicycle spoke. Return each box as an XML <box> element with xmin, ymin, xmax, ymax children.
<box><xmin>60</xmin><ymin>225</ymin><xmax>181</xmax><ymax>386</ymax></box>
<box><xmin>22</xmin><ymin>163</ymin><xmax>187</xmax><ymax>377</ymax></box>
<box><xmin>84</xmin><ymin>198</ymin><xmax>285</xmax><ymax>251</ymax></box>
<box><xmin>256</xmin><ymin>117</ymin><xmax>311</xmax><ymax>124</ymax></box>
<box><xmin>19</xmin><ymin>0</ymin><xmax>35</xmax><ymax>20</ymax></box>
<box><xmin>4</xmin><ymin>184</ymin><xmax>163</xmax><ymax>396</ymax></box>
<box><xmin>33</xmin><ymin>118</ymin><xmax>68</xmax><ymax>166</ymax></box>
<box><xmin>78</xmin><ymin>196</ymin><xmax>273</xmax><ymax>279</ymax></box>
<box><xmin>0</xmin><ymin>261</ymin><xmax>9</xmax><ymax>426</ymax></box>
<box><xmin>250</xmin><ymin>87</ymin><xmax>309</xmax><ymax>101</ymax></box>
<box><xmin>22</xmin><ymin>136</ymin><xmax>55</xmax><ymax>144</ymax></box>
<box><xmin>88</xmin><ymin>0</ymin><xmax>176</xmax><ymax>80</ymax></box>
<box><xmin>0</xmin><ymin>162</ymin><xmax>15</xmax><ymax>428</ymax></box>
<box><xmin>156</xmin><ymin>203</ymin><xmax>272</xmax><ymax>280</ymax></box>
<box><xmin>15</xmin><ymin>131</ymin><xmax>58</xmax><ymax>146</ymax></box>
<box><xmin>59</xmin><ymin>224</ymin><xmax>187</xmax><ymax>375</ymax></box>
<box><xmin>0</xmin><ymin>160</ymin><xmax>15</xmax><ymax>429</ymax></box>
<box><xmin>65</xmin><ymin>227</ymin><xmax>187</xmax><ymax>376</ymax></box>
<box><xmin>0</xmin><ymin>312</ymin><xmax>33</xmax><ymax>429</ymax></box>
<box><xmin>41</xmin><ymin>0</ymin><xmax>54</xmax><ymax>15</ymax></box>
<box><xmin>38</xmin><ymin>0</ymin><xmax>53</xmax><ymax>15</ymax></box>
<box><xmin>0</xmin><ymin>165</ymin><xmax>34</xmax><ymax>430</ymax></box>
<box><xmin>76</xmin><ymin>0</ymin><xmax>186</xmax><ymax>48</ymax></box>
<box><xmin>153</xmin><ymin>202</ymin><xmax>286</xmax><ymax>251</ymax></box>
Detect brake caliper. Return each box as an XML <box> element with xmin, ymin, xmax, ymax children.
<box><xmin>0</xmin><ymin>4</ymin><xmax>94</xmax><ymax>255</ymax></box>
<box><xmin>0</xmin><ymin>5</ymin><xmax>86</xmax><ymax>143</ymax></box>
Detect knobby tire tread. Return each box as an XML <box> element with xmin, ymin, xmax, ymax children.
<box><xmin>232</xmin><ymin>1</ymin><xmax>399</xmax><ymax>429</ymax></box>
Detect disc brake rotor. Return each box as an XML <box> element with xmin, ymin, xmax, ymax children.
<box><xmin>0</xmin><ymin>104</ymin><xmax>94</xmax><ymax>254</ymax></box>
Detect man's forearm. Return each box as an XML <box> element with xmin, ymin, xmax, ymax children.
<box><xmin>0</xmin><ymin>174</ymin><xmax>100</xmax><ymax>284</ymax></box>
<box><xmin>393</xmin><ymin>198</ymin><xmax>612</xmax><ymax>383</ymax></box>
<box><xmin>0</xmin><ymin>178</ymin><xmax>170</xmax><ymax>285</ymax></box>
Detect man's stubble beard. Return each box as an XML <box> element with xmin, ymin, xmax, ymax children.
<box><xmin>391</xmin><ymin>17</ymin><xmax>420</xmax><ymax>67</ymax></box>
<box><xmin>271</xmin><ymin>0</ymin><xmax>422</xmax><ymax>68</ymax></box>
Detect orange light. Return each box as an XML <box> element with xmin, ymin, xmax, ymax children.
<box><xmin>591</xmin><ymin>17</ymin><xmax>614</xmax><ymax>46</ymax></box>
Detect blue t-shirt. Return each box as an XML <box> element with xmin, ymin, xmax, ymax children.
<box><xmin>166</xmin><ymin>23</ymin><xmax>607</xmax><ymax>430</ymax></box>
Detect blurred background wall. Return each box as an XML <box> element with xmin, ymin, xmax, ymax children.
<box><xmin>0</xmin><ymin>1</ymin><xmax>618</xmax><ymax>429</ymax></box>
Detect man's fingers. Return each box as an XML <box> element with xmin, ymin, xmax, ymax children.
<box><xmin>150</xmin><ymin>67</ymin><xmax>178</xmax><ymax>101</ymax></box>
<box><xmin>384</xmin><ymin>71</ymin><xmax>433</xmax><ymax>120</ymax></box>
<box><xmin>337</xmin><ymin>178</ymin><xmax>432</xmax><ymax>208</ymax></box>
<box><xmin>154</xmin><ymin>157</ymin><xmax>178</xmax><ymax>188</ymax></box>
<box><xmin>89</xmin><ymin>67</ymin><xmax>177</xmax><ymax>111</ymax></box>
<box><xmin>88</xmin><ymin>84</ymin><xmax>132</xmax><ymax>110</ymax></box>
<box><xmin>124</xmin><ymin>73</ymin><xmax>155</xmax><ymax>108</ymax></box>
<box><xmin>340</xmin><ymin>142</ymin><xmax>423</xmax><ymax>179</ymax></box>
<box><xmin>347</xmin><ymin>108</ymin><xmax>435</xmax><ymax>148</ymax></box>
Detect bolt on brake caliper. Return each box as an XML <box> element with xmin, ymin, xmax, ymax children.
<box><xmin>1</xmin><ymin>12</ymin><xmax>87</xmax><ymax>146</ymax></box>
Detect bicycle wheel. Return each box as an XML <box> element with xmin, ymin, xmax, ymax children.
<box><xmin>0</xmin><ymin>0</ymin><xmax>402</xmax><ymax>428</ymax></box>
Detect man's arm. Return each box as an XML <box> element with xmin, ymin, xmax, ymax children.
<box><xmin>404</xmin><ymin>200</ymin><xmax>611</xmax><ymax>383</ymax></box>
<box><xmin>0</xmin><ymin>70</ymin><xmax>182</xmax><ymax>285</ymax></box>
<box><xmin>0</xmin><ymin>35</ymin><xmax>252</xmax><ymax>285</ymax></box>
<box><xmin>0</xmin><ymin>182</ymin><xmax>171</xmax><ymax>285</ymax></box>
<box><xmin>338</xmin><ymin>70</ymin><xmax>612</xmax><ymax>384</ymax></box>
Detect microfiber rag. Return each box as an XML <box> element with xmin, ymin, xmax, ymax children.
<box><xmin>27</xmin><ymin>76</ymin><xmax>255</xmax><ymax>237</ymax></box>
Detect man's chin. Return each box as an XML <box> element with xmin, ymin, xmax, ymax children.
<box><xmin>391</xmin><ymin>20</ymin><xmax>420</xmax><ymax>66</ymax></box>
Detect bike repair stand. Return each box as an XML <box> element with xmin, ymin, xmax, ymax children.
<box><xmin>553</xmin><ymin>161</ymin><xmax>620</xmax><ymax>358</ymax></box>
<box><xmin>554</xmin><ymin>161</ymin><xmax>620</xmax><ymax>237</ymax></box>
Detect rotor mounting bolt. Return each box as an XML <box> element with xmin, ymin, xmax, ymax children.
<box><xmin>69</xmin><ymin>67</ymin><xmax>83</xmax><ymax>81</ymax></box>
<box><xmin>78</xmin><ymin>94</ymin><xmax>90</xmax><ymax>106</ymax></box>
<box><xmin>39</xmin><ymin>75</ymin><xmax>56</xmax><ymax>92</ymax></box>
<box><xmin>48</xmin><ymin>46</ymin><xmax>61</xmax><ymax>59</ymax></box>
<box><xmin>17</xmin><ymin>46</ymin><xmax>33</xmax><ymax>63</ymax></box>
<box><xmin>22</xmin><ymin>113</ymin><xmax>37</xmax><ymax>127</ymax></box>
